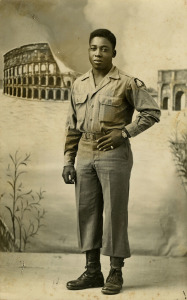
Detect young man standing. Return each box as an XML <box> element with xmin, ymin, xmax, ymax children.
<box><xmin>62</xmin><ymin>29</ymin><xmax>161</xmax><ymax>295</ymax></box>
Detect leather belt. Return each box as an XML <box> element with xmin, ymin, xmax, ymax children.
<box><xmin>82</xmin><ymin>132</ymin><xmax>105</xmax><ymax>140</ymax></box>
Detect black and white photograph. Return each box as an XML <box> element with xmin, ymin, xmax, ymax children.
<box><xmin>0</xmin><ymin>0</ymin><xmax>186</xmax><ymax>299</ymax></box>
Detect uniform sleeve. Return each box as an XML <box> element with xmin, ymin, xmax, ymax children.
<box><xmin>124</xmin><ymin>78</ymin><xmax>161</xmax><ymax>137</ymax></box>
<box><xmin>64</xmin><ymin>86</ymin><xmax>82</xmax><ymax>166</ymax></box>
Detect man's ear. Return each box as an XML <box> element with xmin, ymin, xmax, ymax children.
<box><xmin>113</xmin><ymin>50</ymin><xmax>116</xmax><ymax>58</ymax></box>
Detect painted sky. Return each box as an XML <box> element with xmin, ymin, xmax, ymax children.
<box><xmin>0</xmin><ymin>0</ymin><xmax>187</xmax><ymax>88</ymax></box>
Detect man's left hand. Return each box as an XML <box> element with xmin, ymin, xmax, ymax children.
<box><xmin>97</xmin><ymin>129</ymin><xmax>125</xmax><ymax>151</ymax></box>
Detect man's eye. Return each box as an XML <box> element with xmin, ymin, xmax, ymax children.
<box><xmin>90</xmin><ymin>47</ymin><xmax>96</xmax><ymax>51</ymax></box>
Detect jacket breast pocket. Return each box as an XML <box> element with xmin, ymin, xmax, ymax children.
<box><xmin>74</xmin><ymin>94</ymin><xmax>88</xmax><ymax>124</ymax></box>
<box><xmin>98</xmin><ymin>95</ymin><xmax>124</xmax><ymax>122</ymax></box>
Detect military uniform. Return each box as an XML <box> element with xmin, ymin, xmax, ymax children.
<box><xmin>64</xmin><ymin>65</ymin><xmax>161</xmax><ymax>258</ymax></box>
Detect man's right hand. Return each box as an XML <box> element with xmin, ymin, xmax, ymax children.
<box><xmin>62</xmin><ymin>166</ymin><xmax>76</xmax><ymax>184</ymax></box>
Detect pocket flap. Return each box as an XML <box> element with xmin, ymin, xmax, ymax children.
<box><xmin>74</xmin><ymin>94</ymin><xmax>88</xmax><ymax>104</ymax></box>
<box><xmin>99</xmin><ymin>96</ymin><xmax>123</xmax><ymax>106</ymax></box>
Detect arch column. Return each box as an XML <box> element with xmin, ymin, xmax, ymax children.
<box><xmin>45</xmin><ymin>89</ymin><xmax>49</xmax><ymax>100</ymax></box>
<box><xmin>38</xmin><ymin>89</ymin><xmax>41</xmax><ymax>100</ymax></box>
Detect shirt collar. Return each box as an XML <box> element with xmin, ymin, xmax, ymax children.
<box><xmin>80</xmin><ymin>65</ymin><xmax>120</xmax><ymax>81</ymax></box>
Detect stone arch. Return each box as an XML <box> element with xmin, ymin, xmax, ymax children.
<box><xmin>56</xmin><ymin>89</ymin><xmax>61</xmax><ymax>100</ymax></box>
<box><xmin>18</xmin><ymin>88</ymin><xmax>21</xmax><ymax>97</ymax></box>
<box><xmin>23</xmin><ymin>88</ymin><xmax>26</xmax><ymax>98</ymax></box>
<box><xmin>41</xmin><ymin>76</ymin><xmax>46</xmax><ymax>85</ymax></box>
<box><xmin>28</xmin><ymin>77</ymin><xmax>32</xmax><ymax>84</ymax></box>
<box><xmin>18</xmin><ymin>77</ymin><xmax>21</xmax><ymax>84</ymax></box>
<box><xmin>48</xmin><ymin>89</ymin><xmax>54</xmax><ymax>99</ymax></box>
<box><xmin>162</xmin><ymin>97</ymin><xmax>169</xmax><ymax>110</ymax></box>
<box><xmin>23</xmin><ymin>77</ymin><xmax>26</xmax><ymax>84</ymax></box>
<box><xmin>175</xmin><ymin>91</ymin><xmax>184</xmax><ymax>111</ymax></box>
<box><xmin>67</xmin><ymin>80</ymin><xmax>71</xmax><ymax>87</ymax></box>
<box><xmin>28</xmin><ymin>89</ymin><xmax>32</xmax><ymax>99</ymax></box>
<box><xmin>34</xmin><ymin>89</ymin><xmax>38</xmax><ymax>99</ymax></box>
<box><xmin>13</xmin><ymin>88</ymin><xmax>16</xmax><ymax>96</ymax></box>
<box><xmin>41</xmin><ymin>89</ymin><xmax>45</xmax><ymax>99</ymax></box>
<box><xmin>49</xmin><ymin>64</ymin><xmax>54</xmax><ymax>74</ymax></box>
<box><xmin>10</xmin><ymin>87</ymin><xmax>12</xmax><ymax>96</ymax></box>
<box><xmin>34</xmin><ymin>76</ymin><xmax>39</xmax><ymax>85</ymax></box>
<box><xmin>49</xmin><ymin>76</ymin><xmax>54</xmax><ymax>86</ymax></box>
<box><xmin>64</xmin><ymin>90</ymin><xmax>69</xmax><ymax>100</ymax></box>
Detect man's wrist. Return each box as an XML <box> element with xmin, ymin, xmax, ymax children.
<box><xmin>122</xmin><ymin>127</ymin><xmax>131</xmax><ymax>139</ymax></box>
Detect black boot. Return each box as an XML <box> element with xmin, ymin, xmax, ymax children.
<box><xmin>101</xmin><ymin>257</ymin><xmax>124</xmax><ymax>295</ymax></box>
<box><xmin>66</xmin><ymin>249</ymin><xmax>104</xmax><ymax>290</ymax></box>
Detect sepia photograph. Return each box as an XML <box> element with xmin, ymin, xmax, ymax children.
<box><xmin>0</xmin><ymin>0</ymin><xmax>186</xmax><ymax>299</ymax></box>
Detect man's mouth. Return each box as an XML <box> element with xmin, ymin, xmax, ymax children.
<box><xmin>94</xmin><ymin>60</ymin><xmax>102</xmax><ymax>63</ymax></box>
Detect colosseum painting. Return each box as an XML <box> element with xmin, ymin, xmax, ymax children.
<box><xmin>3</xmin><ymin>43</ymin><xmax>80</xmax><ymax>101</ymax></box>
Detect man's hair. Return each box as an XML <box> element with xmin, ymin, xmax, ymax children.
<box><xmin>89</xmin><ymin>29</ymin><xmax>116</xmax><ymax>49</ymax></box>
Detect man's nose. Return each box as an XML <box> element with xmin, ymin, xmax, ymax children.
<box><xmin>94</xmin><ymin>48</ymin><xmax>102</xmax><ymax>56</ymax></box>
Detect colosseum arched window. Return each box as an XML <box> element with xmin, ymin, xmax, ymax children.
<box><xmin>67</xmin><ymin>80</ymin><xmax>71</xmax><ymax>87</ymax></box>
<box><xmin>19</xmin><ymin>66</ymin><xmax>22</xmax><ymax>75</ymax></box>
<box><xmin>49</xmin><ymin>76</ymin><xmax>54</xmax><ymax>86</ymax></box>
<box><xmin>13</xmin><ymin>88</ymin><xmax>16</xmax><ymax>96</ymax></box>
<box><xmin>34</xmin><ymin>89</ymin><xmax>38</xmax><ymax>99</ymax></box>
<box><xmin>14</xmin><ymin>78</ymin><xmax>17</xmax><ymax>84</ymax></box>
<box><xmin>23</xmin><ymin>88</ymin><xmax>26</xmax><ymax>98</ymax></box>
<box><xmin>34</xmin><ymin>76</ymin><xmax>39</xmax><ymax>85</ymax></box>
<box><xmin>64</xmin><ymin>90</ymin><xmax>69</xmax><ymax>100</ymax></box>
<box><xmin>28</xmin><ymin>77</ymin><xmax>32</xmax><ymax>84</ymax></box>
<box><xmin>18</xmin><ymin>77</ymin><xmax>21</xmax><ymax>84</ymax></box>
<box><xmin>57</xmin><ymin>77</ymin><xmax>61</xmax><ymax>86</ymax></box>
<box><xmin>10</xmin><ymin>79</ymin><xmax>12</xmax><ymax>84</ymax></box>
<box><xmin>9</xmin><ymin>69</ymin><xmax>11</xmax><ymax>76</ymax></box>
<box><xmin>18</xmin><ymin>88</ymin><xmax>21</xmax><ymax>97</ymax></box>
<box><xmin>41</xmin><ymin>76</ymin><xmax>46</xmax><ymax>85</ymax></box>
<box><xmin>49</xmin><ymin>64</ymin><xmax>54</xmax><ymax>74</ymax></box>
<box><xmin>23</xmin><ymin>65</ymin><xmax>26</xmax><ymax>73</ymax></box>
<box><xmin>48</xmin><ymin>90</ymin><xmax>54</xmax><ymax>99</ymax></box>
<box><xmin>23</xmin><ymin>77</ymin><xmax>26</xmax><ymax>84</ymax></box>
<box><xmin>29</xmin><ymin>64</ymin><xmax>32</xmax><ymax>73</ymax></box>
<box><xmin>56</xmin><ymin>90</ymin><xmax>61</xmax><ymax>100</ymax></box>
<box><xmin>28</xmin><ymin>89</ymin><xmax>32</xmax><ymax>99</ymax></box>
<box><xmin>10</xmin><ymin>87</ymin><xmax>12</xmax><ymax>95</ymax></box>
<box><xmin>41</xmin><ymin>64</ymin><xmax>46</xmax><ymax>72</ymax></box>
<box><xmin>41</xmin><ymin>89</ymin><xmax>45</xmax><ymax>99</ymax></box>
<box><xmin>34</xmin><ymin>64</ymin><xmax>39</xmax><ymax>73</ymax></box>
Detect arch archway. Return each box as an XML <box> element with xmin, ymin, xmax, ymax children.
<box><xmin>34</xmin><ymin>89</ymin><xmax>38</xmax><ymax>99</ymax></box>
<box><xmin>23</xmin><ymin>88</ymin><xmax>26</xmax><ymax>98</ymax></box>
<box><xmin>175</xmin><ymin>91</ymin><xmax>184</xmax><ymax>111</ymax></box>
<box><xmin>41</xmin><ymin>76</ymin><xmax>46</xmax><ymax>85</ymax></box>
<box><xmin>13</xmin><ymin>88</ymin><xmax>16</xmax><ymax>96</ymax></box>
<box><xmin>48</xmin><ymin>90</ymin><xmax>53</xmax><ymax>99</ymax></box>
<box><xmin>49</xmin><ymin>77</ymin><xmax>54</xmax><ymax>86</ymax></box>
<box><xmin>34</xmin><ymin>76</ymin><xmax>39</xmax><ymax>85</ymax></box>
<box><xmin>64</xmin><ymin>90</ymin><xmax>68</xmax><ymax>100</ymax></box>
<box><xmin>10</xmin><ymin>87</ymin><xmax>12</xmax><ymax>96</ymax></box>
<box><xmin>18</xmin><ymin>88</ymin><xmax>21</xmax><ymax>97</ymax></box>
<box><xmin>28</xmin><ymin>89</ymin><xmax>32</xmax><ymax>99</ymax></box>
<box><xmin>28</xmin><ymin>77</ymin><xmax>32</xmax><ymax>85</ymax></box>
<box><xmin>41</xmin><ymin>89</ymin><xmax>45</xmax><ymax>99</ymax></box>
<box><xmin>162</xmin><ymin>97</ymin><xmax>168</xmax><ymax>110</ymax></box>
<box><xmin>56</xmin><ymin>89</ymin><xmax>61</xmax><ymax>100</ymax></box>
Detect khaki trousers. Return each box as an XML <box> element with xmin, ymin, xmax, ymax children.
<box><xmin>75</xmin><ymin>136</ymin><xmax>133</xmax><ymax>258</ymax></box>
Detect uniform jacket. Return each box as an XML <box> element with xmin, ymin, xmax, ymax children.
<box><xmin>64</xmin><ymin>65</ymin><xmax>161</xmax><ymax>166</ymax></box>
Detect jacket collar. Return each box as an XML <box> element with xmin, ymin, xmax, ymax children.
<box><xmin>81</xmin><ymin>65</ymin><xmax>120</xmax><ymax>81</ymax></box>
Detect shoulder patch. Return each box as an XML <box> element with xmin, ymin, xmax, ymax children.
<box><xmin>134</xmin><ymin>78</ymin><xmax>145</xmax><ymax>88</ymax></box>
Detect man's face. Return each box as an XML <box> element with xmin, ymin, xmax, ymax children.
<box><xmin>88</xmin><ymin>37</ymin><xmax>115</xmax><ymax>71</ymax></box>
